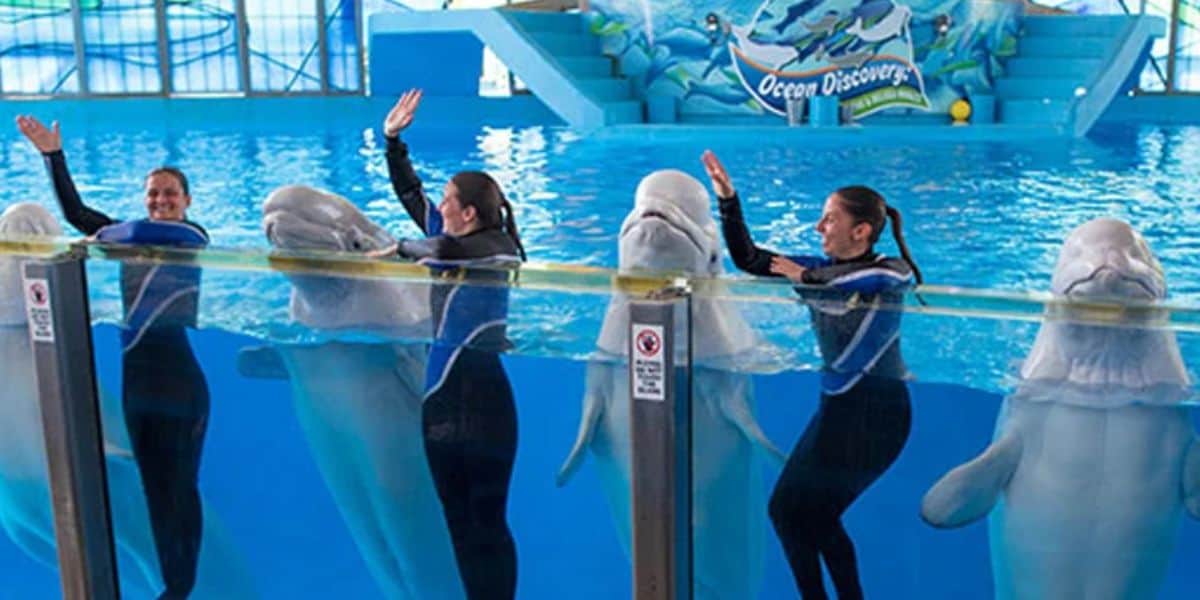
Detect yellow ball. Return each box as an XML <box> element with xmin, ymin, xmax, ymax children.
<box><xmin>950</xmin><ymin>99</ymin><xmax>972</xmax><ymax>122</ymax></box>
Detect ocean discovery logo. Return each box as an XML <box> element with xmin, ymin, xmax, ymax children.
<box><xmin>730</xmin><ymin>0</ymin><xmax>931</xmax><ymax>119</ymax></box>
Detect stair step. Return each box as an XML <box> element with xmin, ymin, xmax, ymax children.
<box><xmin>603</xmin><ymin>100</ymin><xmax>643</xmax><ymax>124</ymax></box>
<box><xmin>1007</xmin><ymin>57</ymin><xmax>1103</xmax><ymax>77</ymax></box>
<box><xmin>557</xmin><ymin>55</ymin><xmax>612</xmax><ymax>77</ymax></box>
<box><xmin>995</xmin><ymin>77</ymin><xmax>1089</xmax><ymax>99</ymax></box>
<box><xmin>578</xmin><ymin>77</ymin><xmax>631</xmax><ymax>101</ymax></box>
<box><xmin>1022</xmin><ymin>15</ymin><xmax>1131</xmax><ymax>37</ymax></box>
<box><xmin>1018</xmin><ymin>35</ymin><xmax>1113</xmax><ymax>58</ymax></box>
<box><xmin>527</xmin><ymin>31</ymin><xmax>598</xmax><ymax>56</ymax></box>
<box><xmin>999</xmin><ymin>98</ymin><xmax>1071</xmax><ymax>124</ymax></box>
<box><xmin>506</xmin><ymin>11</ymin><xmax>584</xmax><ymax>33</ymax></box>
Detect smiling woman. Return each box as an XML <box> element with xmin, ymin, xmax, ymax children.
<box><xmin>15</xmin><ymin>113</ymin><xmax>216</xmax><ymax>600</ymax></box>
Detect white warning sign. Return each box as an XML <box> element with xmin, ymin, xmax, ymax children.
<box><xmin>631</xmin><ymin>323</ymin><xmax>665</xmax><ymax>401</ymax></box>
<box><xmin>23</xmin><ymin>277</ymin><xmax>54</xmax><ymax>343</ymax></box>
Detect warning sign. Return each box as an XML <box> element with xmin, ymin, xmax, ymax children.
<box><xmin>631</xmin><ymin>323</ymin><xmax>665</xmax><ymax>401</ymax></box>
<box><xmin>22</xmin><ymin>277</ymin><xmax>54</xmax><ymax>343</ymax></box>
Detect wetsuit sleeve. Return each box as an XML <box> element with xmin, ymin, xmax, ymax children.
<box><xmin>386</xmin><ymin>135</ymin><xmax>443</xmax><ymax>237</ymax></box>
<box><xmin>802</xmin><ymin>258</ymin><xmax>913</xmax><ymax>294</ymax></box>
<box><xmin>43</xmin><ymin>150</ymin><xmax>115</xmax><ymax>235</ymax></box>
<box><xmin>717</xmin><ymin>193</ymin><xmax>781</xmax><ymax>277</ymax></box>
<box><xmin>396</xmin><ymin>236</ymin><xmax>452</xmax><ymax>261</ymax></box>
<box><xmin>718</xmin><ymin>193</ymin><xmax>830</xmax><ymax>276</ymax></box>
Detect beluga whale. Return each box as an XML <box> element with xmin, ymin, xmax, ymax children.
<box><xmin>557</xmin><ymin>170</ymin><xmax>784</xmax><ymax>599</ymax></box>
<box><xmin>921</xmin><ymin>217</ymin><xmax>1200</xmax><ymax>600</ymax></box>
<box><xmin>248</xmin><ymin>184</ymin><xmax>465</xmax><ymax>599</ymax></box>
<box><xmin>0</xmin><ymin>202</ymin><xmax>256</xmax><ymax>599</ymax></box>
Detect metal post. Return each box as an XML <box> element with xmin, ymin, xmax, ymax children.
<box><xmin>155</xmin><ymin>0</ymin><xmax>172</xmax><ymax>95</ymax></box>
<box><xmin>69</xmin><ymin>0</ymin><xmax>89</xmax><ymax>94</ymax></box>
<box><xmin>629</xmin><ymin>296</ymin><xmax>693</xmax><ymax>600</ymax></box>
<box><xmin>1166</xmin><ymin>0</ymin><xmax>1181</xmax><ymax>92</ymax></box>
<box><xmin>22</xmin><ymin>250</ymin><xmax>119</xmax><ymax>600</ymax></box>
<box><xmin>235</xmin><ymin>0</ymin><xmax>252</xmax><ymax>93</ymax></box>
<box><xmin>316</xmin><ymin>0</ymin><xmax>330</xmax><ymax>93</ymax></box>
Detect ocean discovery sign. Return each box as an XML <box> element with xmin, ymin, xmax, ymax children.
<box><xmin>729</xmin><ymin>0</ymin><xmax>931</xmax><ymax>118</ymax></box>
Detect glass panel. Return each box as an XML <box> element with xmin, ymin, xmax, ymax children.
<box><xmin>0</xmin><ymin>214</ymin><xmax>70</xmax><ymax>598</ymax></box>
<box><xmin>691</xmin><ymin>254</ymin><xmax>1200</xmax><ymax>598</ymax></box>
<box><xmin>81</xmin><ymin>0</ymin><xmax>162</xmax><ymax>94</ymax></box>
<box><xmin>168</xmin><ymin>0</ymin><xmax>240</xmax><ymax>94</ymax></box>
<box><xmin>245</xmin><ymin>0</ymin><xmax>320</xmax><ymax>92</ymax></box>
<box><xmin>0</xmin><ymin>0</ymin><xmax>80</xmax><ymax>94</ymax></box>
<box><xmin>1176</xmin><ymin>0</ymin><xmax>1200</xmax><ymax>91</ymax></box>
<box><xmin>325</xmin><ymin>0</ymin><xmax>360</xmax><ymax>92</ymax></box>
<box><xmin>77</xmin><ymin>228</ymin><xmax>635</xmax><ymax>597</ymax></box>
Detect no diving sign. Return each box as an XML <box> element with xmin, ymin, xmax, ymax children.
<box><xmin>23</xmin><ymin>277</ymin><xmax>55</xmax><ymax>343</ymax></box>
<box><xmin>631</xmin><ymin>323</ymin><xmax>666</xmax><ymax>401</ymax></box>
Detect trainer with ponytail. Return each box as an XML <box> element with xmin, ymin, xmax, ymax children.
<box><xmin>372</xmin><ymin>89</ymin><xmax>526</xmax><ymax>600</ymax></box>
<box><xmin>701</xmin><ymin>150</ymin><xmax>920</xmax><ymax>600</ymax></box>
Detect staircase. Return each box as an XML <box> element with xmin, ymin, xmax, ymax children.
<box><xmin>368</xmin><ymin>10</ymin><xmax>642</xmax><ymax>131</ymax></box>
<box><xmin>994</xmin><ymin>14</ymin><xmax>1165</xmax><ymax>135</ymax></box>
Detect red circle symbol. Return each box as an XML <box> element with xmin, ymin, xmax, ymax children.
<box><xmin>635</xmin><ymin>329</ymin><xmax>661</xmax><ymax>357</ymax></box>
<box><xmin>27</xmin><ymin>282</ymin><xmax>48</xmax><ymax>307</ymax></box>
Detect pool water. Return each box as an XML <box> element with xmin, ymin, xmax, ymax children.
<box><xmin>2</xmin><ymin>118</ymin><xmax>1199</xmax><ymax>298</ymax></box>
<box><xmin>1</xmin><ymin>323</ymin><xmax>1198</xmax><ymax>599</ymax></box>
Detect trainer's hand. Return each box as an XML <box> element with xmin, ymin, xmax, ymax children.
<box><xmin>383</xmin><ymin>89</ymin><xmax>423</xmax><ymax>138</ymax></box>
<box><xmin>770</xmin><ymin>256</ymin><xmax>807</xmax><ymax>283</ymax></box>
<box><xmin>16</xmin><ymin>115</ymin><xmax>62</xmax><ymax>153</ymax></box>
<box><xmin>366</xmin><ymin>243</ymin><xmax>399</xmax><ymax>259</ymax></box>
<box><xmin>701</xmin><ymin>150</ymin><xmax>735</xmax><ymax>199</ymax></box>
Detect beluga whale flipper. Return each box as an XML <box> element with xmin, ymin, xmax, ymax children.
<box><xmin>0</xmin><ymin>202</ymin><xmax>257</xmax><ymax>599</ymax></box>
<box><xmin>557</xmin><ymin>170</ymin><xmax>782</xmax><ymax>600</ymax></box>
<box><xmin>921</xmin><ymin>217</ymin><xmax>1200</xmax><ymax>600</ymax></box>
<box><xmin>252</xmin><ymin>184</ymin><xmax>465</xmax><ymax>599</ymax></box>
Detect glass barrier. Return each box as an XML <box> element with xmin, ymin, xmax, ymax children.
<box><xmin>78</xmin><ymin>242</ymin><xmax>652</xmax><ymax>599</ymax></box>
<box><xmin>690</xmin><ymin>262</ymin><xmax>1200</xmax><ymax>598</ymax></box>
<box><xmin>6</xmin><ymin>218</ymin><xmax>1200</xmax><ymax>598</ymax></box>
<box><xmin>0</xmin><ymin>228</ymin><xmax>71</xmax><ymax>598</ymax></box>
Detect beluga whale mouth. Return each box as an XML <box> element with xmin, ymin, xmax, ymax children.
<box><xmin>1021</xmin><ymin>217</ymin><xmax>1189</xmax><ymax>400</ymax></box>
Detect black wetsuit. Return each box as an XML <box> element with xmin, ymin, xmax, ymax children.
<box><xmin>44</xmin><ymin>150</ymin><xmax>209</xmax><ymax>600</ymax></box>
<box><xmin>718</xmin><ymin>194</ymin><xmax>912</xmax><ymax>600</ymax></box>
<box><xmin>387</xmin><ymin>135</ymin><xmax>521</xmax><ymax>600</ymax></box>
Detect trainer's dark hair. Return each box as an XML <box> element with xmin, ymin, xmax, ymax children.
<box><xmin>146</xmin><ymin>166</ymin><xmax>190</xmax><ymax>196</ymax></box>
<box><xmin>834</xmin><ymin>185</ymin><xmax>922</xmax><ymax>284</ymax></box>
<box><xmin>451</xmin><ymin>171</ymin><xmax>526</xmax><ymax>261</ymax></box>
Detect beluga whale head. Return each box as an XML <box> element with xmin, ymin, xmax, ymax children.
<box><xmin>1019</xmin><ymin>218</ymin><xmax>1189</xmax><ymax>404</ymax></box>
<box><xmin>599</xmin><ymin>170</ymin><xmax>757</xmax><ymax>363</ymax></box>
<box><xmin>262</xmin><ymin>185</ymin><xmax>429</xmax><ymax>336</ymax></box>
<box><xmin>0</xmin><ymin>203</ymin><xmax>62</xmax><ymax>326</ymax></box>
<box><xmin>618</xmin><ymin>169</ymin><xmax>722</xmax><ymax>276</ymax></box>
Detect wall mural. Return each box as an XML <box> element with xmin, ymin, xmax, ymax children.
<box><xmin>588</xmin><ymin>0</ymin><xmax>1021</xmax><ymax>119</ymax></box>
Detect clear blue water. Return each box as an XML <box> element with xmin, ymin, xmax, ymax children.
<box><xmin>3</xmin><ymin>116</ymin><xmax>1200</xmax><ymax>392</ymax></box>
<box><xmin>3</xmin><ymin>119</ymin><xmax>1199</xmax><ymax>297</ymax></box>
<box><xmin>2</xmin><ymin>324</ymin><xmax>1198</xmax><ymax>599</ymax></box>
<box><xmin>3</xmin><ymin>108</ymin><xmax>1200</xmax><ymax>598</ymax></box>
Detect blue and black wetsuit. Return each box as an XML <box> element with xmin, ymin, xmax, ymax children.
<box><xmin>387</xmin><ymin>136</ymin><xmax>521</xmax><ymax>600</ymax></box>
<box><xmin>719</xmin><ymin>193</ymin><xmax>912</xmax><ymax>600</ymax></box>
<box><xmin>44</xmin><ymin>150</ymin><xmax>209</xmax><ymax>600</ymax></box>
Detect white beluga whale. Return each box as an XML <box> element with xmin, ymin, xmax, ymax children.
<box><xmin>0</xmin><ymin>203</ymin><xmax>257</xmax><ymax>599</ymax></box>
<box><xmin>557</xmin><ymin>170</ymin><xmax>784</xmax><ymax>600</ymax></box>
<box><xmin>248</xmin><ymin>185</ymin><xmax>465</xmax><ymax>599</ymax></box>
<box><xmin>921</xmin><ymin>218</ymin><xmax>1200</xmax><ymax>600</ymax></box>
